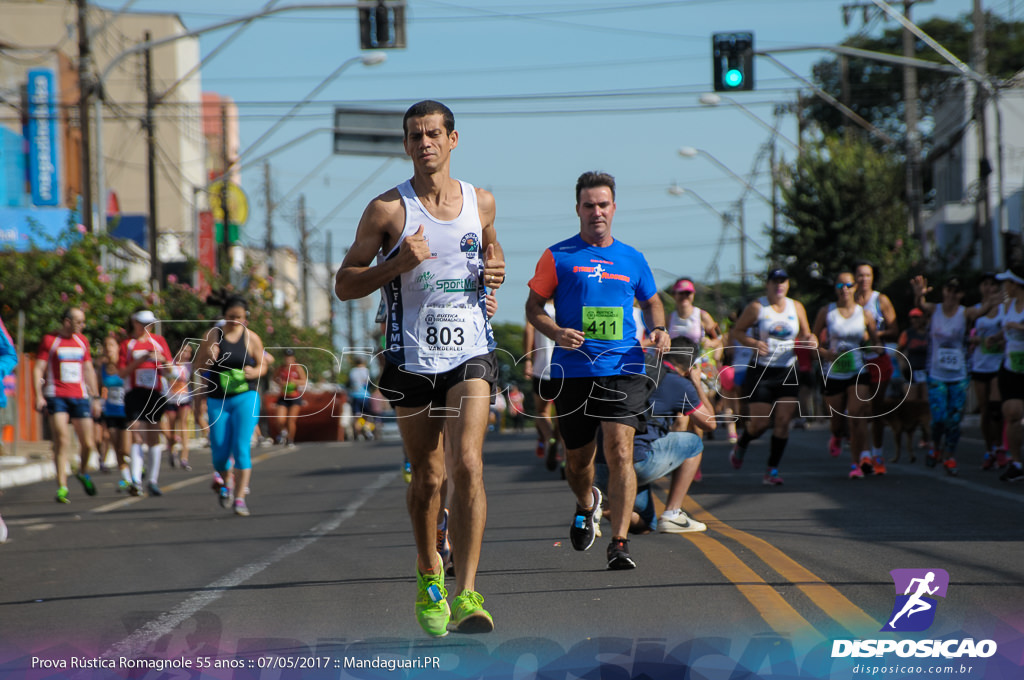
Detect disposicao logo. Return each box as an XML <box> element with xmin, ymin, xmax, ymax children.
<box><xmin>882</xmin><ymin>568</ymin><xmax>949</xmax><ymax>632</ymax></box>
<box><xmin>831</xmin><ymin>568</ymin><xmax>998</xmax><ymax>660</ymax></box>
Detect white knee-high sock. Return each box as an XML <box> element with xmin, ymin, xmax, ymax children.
<box><xmin>130</xmin><ymin>443</ymin><xmax>144</xmax><ymax>484</ymax></box>
<box><xmin>146</xmin><ymin>445</ymin><xmax>163</xmax><ymax>485</ymax></box>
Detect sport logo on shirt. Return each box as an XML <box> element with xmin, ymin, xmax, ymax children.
<box><xmin>460</xmin><ymin>234</ymin><xmax>479</xmax><ymax>259</ymax></box>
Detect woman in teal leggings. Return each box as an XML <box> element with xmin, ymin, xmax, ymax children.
<box><xmin>193</xmin><ymin>297</ymin><xmax>269</xmax><ymax>516</ymax></box>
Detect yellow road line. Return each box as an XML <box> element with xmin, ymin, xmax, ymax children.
<box><xmin>682</xmin><ymin>496</ymin><xmax>881</xmax><ymax>636</ymax></box>
<box><xmin>651</xmin><ymin>482</ymin><xmax>881</xmax><ymax>640</ymax></box>
<box><xmin>651</xmin><ymin>493</ymin><xmax>825</xmax><ymax>645</ymax></box>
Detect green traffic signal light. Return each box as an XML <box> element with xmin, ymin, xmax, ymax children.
<box><xmin>724</xmin><ymin>68</ymin><xmax>744</xmax><ymax>88</ymax></box>
<box><xmin>712</xmin><ymin>32</ymin><xmax>755</xmax><ymax>92</ymax></box>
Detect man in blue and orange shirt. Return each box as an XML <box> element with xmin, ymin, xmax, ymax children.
<box><xmin>525</xmin><ymin>171</ymin><xmax>670</xmax><ymax>571</ymax></box>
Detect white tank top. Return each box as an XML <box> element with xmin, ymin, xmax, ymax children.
<box><xmin>669</xmin><ymin>307</ymin><xmax>704</xmax><ymax>344</ymax></box>
<box><xmin>861</xmin><ymin>291</ymin><xmax>886</xmax><ymax>358</ymax></box>
<box><xmin>756</xmin><ymin>296</ymin><xmax>800</xmax><ymax>368</ymax></box>
<box><xmin>825</xmin><ymin>303</ymin><xmax>866</xmax><ymax>380</ymax></box>
<box><xmin>1002</xmin><ymin>299</ymin><xmax>1024</xmax><ymax>374</ymax></box>
<box><xmin>928</xmin><ymin>305</ymin><xmax>967</xmax><ymax>382</ymax></box>
<box><xmin>530</xmin><ymin>302</ymin><xmax>556</xmax><ymax>380</ymax></box>
<box><xmin>380</xmin><ymin>179</ymin><xmax>494</xmax><ymax>373</ymax></box>
<box><xmin>971</xmin><ymin>304</ymin><xmax>1004</xmax><ymax>374</ymax></box>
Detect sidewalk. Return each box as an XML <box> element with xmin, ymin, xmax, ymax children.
<box><xmin>0</xmin><ymin>441</ymin><xmax>56</xmax><ymax>490</ymax></box>
<box><xmin>0</xmin><ymin>439</ymin><xmax>212</xmax><ymax>490</ymax></box>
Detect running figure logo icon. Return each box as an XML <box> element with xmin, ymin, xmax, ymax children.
<box><xmin>882</xmin><ymin>568</ymin><xmax>949</xmax><ymax>632</ymax></box>
<box><xmin>589</xmin><ymin>264</ymin><xmax>605</xmax><ymax>281</ymax></box>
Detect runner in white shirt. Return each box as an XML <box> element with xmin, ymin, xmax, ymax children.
<box><xmin>968</xmin><ymin>272</ymin><xmax>1006</xmax><ymax>469</ymax></box>
<box><xmin>911</xmin><ymin>275</ymin><xmax>996</xmax><ymax>476</ymax></box>
<box><xmin>729</xmin><ymin>269</ymin><xmax>817</xmax><ymax>486</ymax></box>
<box><xmin>813</xmin><ymin>271</ymin><xmax>880</xmax><ymax>479</ymax></box>
<box><xmin>335</xmin><ymin>100</ymin><xmax>503</xmax><ymax>636</ymax></box>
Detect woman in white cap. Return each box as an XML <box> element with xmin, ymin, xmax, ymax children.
<box><xmin>729</xmin><ymin>268</ymin><xmax>817</xmax><ymax>486</ymax></box>
<box><xmin>994</xmin><ymin>265</ymin><xmax>1024</xmax><ymax>482</ymax></box>
<box><xmin>119</xmin><ymin>308</ymin><xmax>175</xmax><ymax>496</ymax></box>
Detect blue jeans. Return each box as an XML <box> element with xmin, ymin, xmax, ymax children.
<box><xmin>594</xmin><ymin>431</ymin><xmax>704</xmax><ymax>531</ymax></box>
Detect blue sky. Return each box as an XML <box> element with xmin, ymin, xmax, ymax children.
<box><xmin>97</xmin><ymin>0</ymin><xmax>983</xmax><ymax>327</ymax></box>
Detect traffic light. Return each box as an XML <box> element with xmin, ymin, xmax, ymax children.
<box><xmin>359</xmin><ymin>0</ymin><xmax>406</xmax><ymax>49</ymax></box>
<box><xmin>712</xmin><ymin>32</ymin><xmax>754</xmax><ymax>92</ymax></box>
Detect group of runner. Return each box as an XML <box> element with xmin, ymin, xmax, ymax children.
<box><xmin>23</xmin><ymin>294</ymin><xmax>310</xmax><ymax>516</ymax></box>
<box><xmin>9</xmin><ymin>96</ymin><xmax>1023</xmax><ymax>640</ymax></box>
<box><xmin>334</xmin><ymin>98</ymin><xmax>1024</xmax><ymax>639</ymax></box>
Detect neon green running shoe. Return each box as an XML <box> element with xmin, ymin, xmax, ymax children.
<box><xmin>55</xmin><ymin>486</ymin><xmax>70</xmax><ymax>504</ymax></box>
<box><xmin>76</xmin><ymin>473</ymin><xmax>97</xmax><ymax>496</ymax></box>
<box><xmin>450</xmin><ymin>590</ymin><xmax>494</xmax><ymax>633</ymax></box>
<box><xmin>415</xmin><ymin>562</ymin><xmax>449</xmax><ymax>637</ymax></box>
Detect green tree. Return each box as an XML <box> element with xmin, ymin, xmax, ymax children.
<box><xmin>807</xmin><ymin>11</ymin><xmax>1024</xmax><ymax>155</ymax></box>
<box><xmin>771</xmin><ymin>135</ymin><xmax>920</xmax><ymax>313</ymax></box>
<box><xmin>0</xmin><ymin>225</ymin><xmax>151</xmax><ymax>350</ymax></box>
<box><xmin>490</xmin><ymin>321</ymin><xmax>525</xmax><ymax>388</ymax></box>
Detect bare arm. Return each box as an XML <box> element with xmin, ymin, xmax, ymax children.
<box><xmin>525</xmin><ymin>289</ymin><xmax>583</xmax><ymax>349</ymax></box>
<box><xmin>638</xmin><ymin>293</ymin><xmax>670</xmax><ymax>352</ymax></box>
<box><xmin>731</xmin><ymin>301</ymin><xmax>766</xmax><ymax>354</ymax></box>
<box><xmin>478</xmin><ymin>188</ymin><xmax>506</xmax><ymax>292</ymax></box>
<box><xmin>878</xmin><ymin>293</ymin><xmax>899</xmax><ymax>341</ymax></box>
<box><xmin>910</xmin><ymin>276</ymin><xmax>935</xmax><ymax>316</ymax></box>
<box><xmin>794</xmin><ymin>301</ymin><xmax>818</xmax><ymax>348</ymax></box>
<box><xmin>245</xmin><ymin>331</ymin><xmax>269</xmax><ymax>380</ymax></box>
<box><xmin>33</xmin><ymin>355</ymin><xmax>46</xmax><ymax>409</ymax></box>
<box><xmin>335</xmin><ymin>191</ymin><xmax>428</xmax><ymax>302</ymax></box>
<box><xmin>685</xmin><ymin>364</ymin><xmax>718</xmax><ymax>432</ymax></box>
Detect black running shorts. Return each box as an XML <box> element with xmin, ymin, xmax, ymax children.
<box><xmin>551</xmin><ymin>373</ymin><xmax>652</xmax><ymax>450</ymax></box>
<box><xmin>379</xmin><ymin>352</ymin><xmax>498</xmax><ymax>409</ymax></box>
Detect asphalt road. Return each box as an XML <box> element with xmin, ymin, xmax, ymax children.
<box><xmin>1</xmin><ymin>422</ymin><xmax>1022</xmax><ymax>679</ymax></box>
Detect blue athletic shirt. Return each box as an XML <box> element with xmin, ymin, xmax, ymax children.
<box><xmin>528</xmin><ymin>234</ymin><xmax>658</xmax><ymax>378</ymax></box>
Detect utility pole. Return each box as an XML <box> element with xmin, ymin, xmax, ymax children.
<box><xmin>903</xmin><ymin>0</ymin><xmax>925</xmax><ymax>242</ymax></box>
<box><xmin>972</xmin><ymin>0</ymin><xmax>994</xmax><ymax>268</ymax></box>
<box><xmin>326</xmin><ymin>230</ymin><xmax>337</xmax><ymax>379</ymax></box>
<box><xmin>144</xmin><ymin>32</ymin><xmax>159</xmax><ymax>289</ymax></box>
<box><xmin>264</xmin><ymin>160</ymin><xmax>275</xmax><ymax>298</ymax></box>
<box><xmin>298</xmin><ymin>194</ymin><xmax>310</xmax><ymax>328</ymax></box>
<box><xmin>75</xmin><ymin>0</ymin><xmax>94</xmax><ymax>232</ymax></box>
<box><xmin>841</xmin><ymin>0</ymin><xmax>930</xmax><ymax>238</ymax></box>
<box><xmin>219</xmin><ymin>103</ymin><xmax>231</xmax><ymax>277</ymax></box>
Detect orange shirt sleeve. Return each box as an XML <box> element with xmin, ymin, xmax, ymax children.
<box><xmin>527</xmin><ymin>249</ymin><xmax>558</xmax><ymax>299</ymax></box>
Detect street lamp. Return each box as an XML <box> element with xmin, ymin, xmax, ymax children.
<box><xmin>667</xmin><ymin>184</ymin><xmax>748</xmax><ymax>298</ymax></box>
<box><xmin>91</xmin><ymin>2</ymin><xmax>398</xmax><ymax>279</ymax></box>
<box><xmin>677</xmin><ymin>146</ymin><xmax>773</xmax><ymax>206</ymax></box>
<box><xmin>238</xmin><ymin>52</ymin><xmax>386</xmax><ymax>164</ymax></box>
<box><xmin>697</xmin><ymin>93</ymin><xmax>801</xmax><ymax>153</ymax></box>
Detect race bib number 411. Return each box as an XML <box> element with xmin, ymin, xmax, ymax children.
<box><xmin>582</xmin><ymin>306</ymin><xmax>624</xmax><ymax>341</ymax></box>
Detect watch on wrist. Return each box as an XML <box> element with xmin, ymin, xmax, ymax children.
<box><xmin>651</xmin><ymin>326</ymin><xmax>667</xmax><ymax>333</ymax></box>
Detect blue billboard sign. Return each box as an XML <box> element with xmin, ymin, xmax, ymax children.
<box><xmin>26</xmin><ymin>68</ymin><xmax>60</xmax><ymax>207</ymax></box>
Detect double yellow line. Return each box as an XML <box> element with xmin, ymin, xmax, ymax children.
<box><xmin>653</xmin><ymin>490</ymin><xmax>881</xmax><ymax>646</ymax></box>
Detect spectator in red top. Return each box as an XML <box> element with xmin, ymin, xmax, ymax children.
<box><xmin>118</xmin><ymin>309</ymin><xmax>174</xmax><ymax>496</ymax></box>
<box><xmin>33</xmin><ymin>307</ymin><xmax>101</xmax><ymax>503</ymax></box>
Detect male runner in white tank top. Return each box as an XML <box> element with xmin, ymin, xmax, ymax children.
<box><xmin>335</xmin><ymin>100</ymin><xmax>504</xmax><ymax>637</ymax></box>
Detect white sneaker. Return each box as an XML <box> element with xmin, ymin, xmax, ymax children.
<box><xmin>0</xmin><ymin>514</ymin><xmax>8</xmax><ymax>543</ymax></box>
<box><xmin>658</xmin><ymin>509</ymin><xmax>707</xmax><ymax>533</ymax></box>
